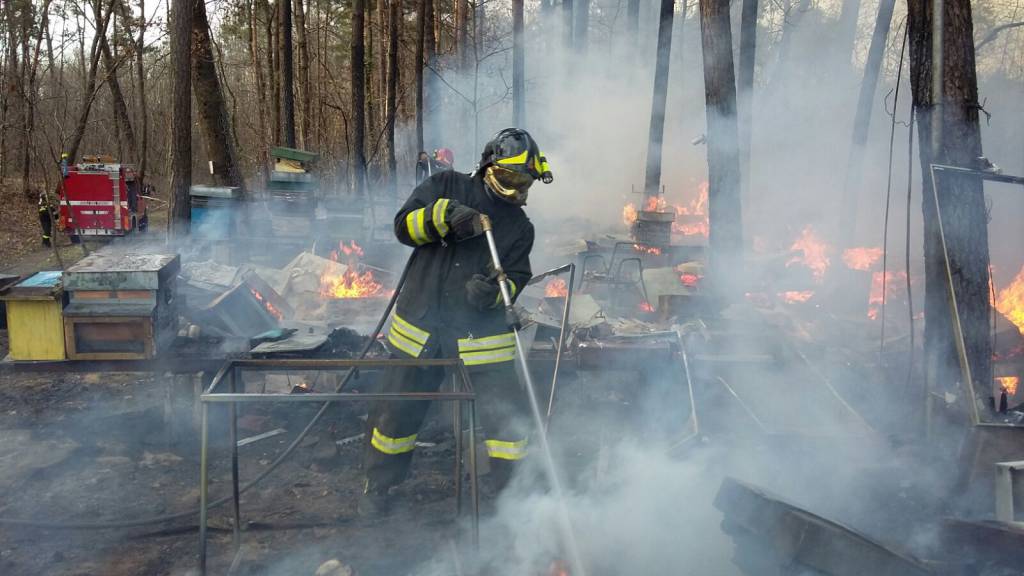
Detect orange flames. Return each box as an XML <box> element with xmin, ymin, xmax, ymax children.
<box><xmin>842</xmin><ymin>247</ymin><xmax>883</xmax><ymax>271</ymax></box>
<box><xmin>995</xmin><ymin>265</ymin><xmax>1024</xmax><ymax>336</ymax></box>
<box><xmin>639</xmin><ymin>300</ymin><xmax>655</xmax><ymax>313</ymax></box>
<box><xmin>250</xmin><ymin>288</ymin><xmax>284</xmax><ymax>320</ymax></box>
<box><xmin>545</xmin><ymin>278</ymin><xmax>569</xmax><ymax>298</ymax></box>
<box><xmin>621</xmin><ymin>182</ymin><xmax>709</xmax><ymax>238</ymax></box>
<box><xmin>779</xmin><ymin>290</ymin><xmax>814</xmax><ymax>303</ymax></box>
<box><xmin>320</xmin><ymin>241</ymin><xmax>388</xmax><ymax>299</ymax></box>
<box><xmin>680</xmin><ymin>273</ymin><xmax>701</xmax><ymax>288</ymax></box>
<box><xmin>996</xmin><ymin>376</ymin><xmax>1020</xmax><ymax>396</ymax></box>
<box><xmin>786</xmin><ymin>226</ymin><xmax>831</xmax><ymax>283</ymax></box>
<box><xmin>672</xmin><ymin>181</ymin><xmax>709</xmax><ymax>237</ymax></box>
<box><xmin>547</xmin><ymin>560</ymin><xmax>571</xmax><ymax>576</ymax></box>
<box><xmin>867</xmin><ymin>270</ymin><xmax>907</xmax><ymax>320</ymax></box>
<box><xmin>633</xmin><ymin>243</ymin><xmax>662</xmax><ymax>255</ymax></box>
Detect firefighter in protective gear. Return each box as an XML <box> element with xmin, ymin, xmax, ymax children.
<box><xmin>361</xmin><ymin>128</ymin><xmax>552</xmax><ymax>515</ymax></box>
<box><xmin>38</xmin><ymin>191</ymin><xmax>53</xmax><ymax>247</ymax></box>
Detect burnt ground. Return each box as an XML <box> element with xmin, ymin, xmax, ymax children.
<box><xmin>0</xmin><ymin>327</ymin><xmax>479</xmax><ymax>576</ymax></box>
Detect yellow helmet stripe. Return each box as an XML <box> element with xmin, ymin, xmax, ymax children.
<box><xmin>495</xmin><ymin>149</ymin><xmax>530</xmax><ymax>166</ymax></box>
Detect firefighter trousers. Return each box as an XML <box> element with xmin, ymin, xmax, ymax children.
<box><xmin>363</xmin><ymin>338</ymin><xmax>531</xmax><ymax>493</ymax></box>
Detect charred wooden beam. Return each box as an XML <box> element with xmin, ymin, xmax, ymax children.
<box><xmin>714</xmin><ymin>477</ymin><xmax>933</xmax><ymax>576</ymax></box>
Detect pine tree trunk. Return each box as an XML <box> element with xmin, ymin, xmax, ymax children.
<box><xmin>838</xmin><ymin>0</ymin><xmax>895</xmax><ymax>248</ymax></box>
<box><xmin>642</xmin><ymin>0</ymin><xmax>677</xmax><ymax>197</ymax></box>
<box><xmin>132</xmin><ymin>0</ymin><xmax>149</xmax><ymax>188</ymax></box>
<box><xmin>575</xmin><ymin>0</ymin><xmax>589</xmax><ymax>54</ymax></box>
<box><xmin>279</xmin><ymin>0</ymin><xmax>296</xmax><ymax>147</ymax></box>
<box><xmin>737</xmin><ymin>0</ymin><xmax>757</xmax><ymax>199</ymax></box>
<box><xmin>627</xmin><ymin>0</ymin><xmax>639</xmax><ymax>43</ymax></box>
<box><xmin>563</xmin><ymin>0</ymin><xmax>573</xmax><ymax>51</ymax></box>
<box><xmin>192</xmin><ymin>0</ymin><xmax>246</xmax><ymax>192</ymax></box>
<box><xmin>169</xmin><ymin>0</ymin><xmax>193</xmax><ymax>238</ymax></box>
<box><xmin>512</xmin><ymin>0</ymin><xmax>525</xmax><ymax>127</ymax></box>
<box><xmin>386</xmin><ymin>0</ymin><xmax>399</xmax><ymax>196</ymax></box>
<box><xmin>424</xmin><ymin>0</ymin><xmax>437</xmax><ymax>145</ymax></box>
<box><xmin>907</xmin><ymin>0</ymin><xmax>991</xmax><ymax>420</ymax></box>
<box><xmin>267</xmin><ymin>0</ymin><xmax>281</xmax><ymax>145</ymax></box>
<box><xmin>249</xmin><ymin>0</ymin><xmax>270</xmax><ymax>181</ymax></box>
<box><xmin>699</xmin><ymin>0</ymin><xmax>743</xmax><ymax>294</ymax></box>
<box><xmin>415</xmin><ymin>0</ymin><xmax>425</xmax><ymax>153</ymax></box>
<box><xmin>351</xmin><ymin>0</ymin><xmax>366</xmax><ymax>195</ymax></box>
<box><xmin>294</xmin><ymin>0</ymin><xmax>311</xmax><ymax>149</ymax></box>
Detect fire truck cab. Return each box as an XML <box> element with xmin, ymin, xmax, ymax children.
<box><xmin>59</xmin><ymin>156</ymin><xmax>148</xmax><ymax>240</ymax></box>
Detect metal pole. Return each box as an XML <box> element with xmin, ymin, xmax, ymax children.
<box><xmin>545</xmin><ymin>264</ymin><xmax>575</xmax><ymax>428</ymax></box>
<box><xmin>198</xmin><ymin>403</ymin><xmax>210</xmax><ymax>576</ymax></box>
<box><xmin>467</xmin><ymin>397</ymin><xmax>479</xmax><ymax>550</ymax></box>
<box><xmin>229</xmin><ymin>367</ymin><xmax>242</xmax><ymax>548</ymax></box>
<box><xmin>453</xmin><ymin>374</ymin><xmax>463</xmax><ymax>517</ymax></box>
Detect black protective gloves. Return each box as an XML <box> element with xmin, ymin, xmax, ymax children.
<box><xmin>448</xmin><ymin>203</ymin><xmax>484</xmax><ymax>242</ymax></box>
<box><xmin>465</xmin><ymin>272</ymin><xmax>500</xmax><ymax>311</ymax></box>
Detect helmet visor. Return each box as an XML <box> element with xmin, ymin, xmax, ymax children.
<box><xmin>484</xmin><ymin>166</ymin><xmax>534</xmax><ymax>205</ymax></box>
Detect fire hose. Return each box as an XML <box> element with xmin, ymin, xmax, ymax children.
<box><xmin>480</xmin><ymin>215</ymin><xmax>587</xmax><ymax>576</ymax></box>
<box><xmin>0</xmin><ymin>255</ymin><xmax>414</xmax><ymax>530</ymax></box>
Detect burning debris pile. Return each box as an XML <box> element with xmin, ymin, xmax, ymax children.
<box><xmin>177</xmin><ymin>241</ymin><xmax>397</xmax><ymax>352</ymax></box>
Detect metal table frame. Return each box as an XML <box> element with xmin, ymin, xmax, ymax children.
<box><xmin>198</xmin><ymin>358</ymin><xmax>479</xmax><ymax>575</ymax></box>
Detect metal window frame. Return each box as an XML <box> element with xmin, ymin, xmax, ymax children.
<box><xmin>197</xmin><ymin>358</ymin><xmax>479</xmax><ymax>575</ymax></box>
<box><xmin>928</xmin><ymin>164</ymin><xmax>1024</xmax><ymax>428</ymax></box>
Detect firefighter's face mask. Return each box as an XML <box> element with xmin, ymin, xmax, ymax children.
<box><xmin>484</xmin><ymin>165</ymin><xmax>534</xmax><ymax>206</ymax></box>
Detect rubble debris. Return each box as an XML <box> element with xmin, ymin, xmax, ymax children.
<box><xmin>237</xmin><ymin>428</ymin><xmax>287</xmax><ymax>448</ymax></box>
<box><xmin>314</xmin><ymin>559</ymin><xmax>355</xmax><ymax>576</ymax></box>
<box><xmin>139</xmin><ymin>451</ymin><xmax>184</xmax><ymax>468</ymax></box>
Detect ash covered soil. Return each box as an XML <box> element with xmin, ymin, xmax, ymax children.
<box><xmin>0</xmin><ymin>332</ymin><xmax>466</xmax><ymax>576</ymax></box>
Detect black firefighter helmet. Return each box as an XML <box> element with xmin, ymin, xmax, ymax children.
<box><xmin>478</xmin><ymin>128</ymin><xmax>553</xmax><ymax>206</ymax></box>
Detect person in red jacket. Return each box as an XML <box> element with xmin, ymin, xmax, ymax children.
<box><xmin>361</xmin><ymin>128</ymin><xmax>552</xmax><ymax>515</ymax></box>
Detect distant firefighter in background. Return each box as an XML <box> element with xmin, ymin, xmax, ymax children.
<box><xmin>415</xmin><ymin>148</ymin><xmax>456</xmax><ymax>183</ymax></box>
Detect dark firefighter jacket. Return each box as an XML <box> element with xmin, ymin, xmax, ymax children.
<box><xmin>388</xmin><ymin>170</ymin><xmax>534</xmax><ymax>366</ymax></box>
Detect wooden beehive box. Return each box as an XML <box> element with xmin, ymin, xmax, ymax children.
<box><xmin>62</xmin><ymin>252</ymin><xmax>180</xmax><ymax>360</ymax></box>
<box><xmin>1</xmin><ymin>271</ymin><xmax>66</xmax><ymax>360</ymax></box>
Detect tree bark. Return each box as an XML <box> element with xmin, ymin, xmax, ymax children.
<box><xmin>512</xmin><ymin>0</ymin><xmax>525</xmax><ymax>127</ymax></box>
<box><xmin>424</xmin><ymin>0</ymin><xmax>437</xmax><ymax>145</ymax></box>
<box><xmin>266</xmin><ymin>0</ymin><xmax>281</xmax><ymax>145</ymax></box>
<box><xmin>699</xmin><ymin>0</ymin><xmax>743</xmax><ymax>293</ymax></box>
<box><xmin>128</xmin><ymin>0</ymin><xmax>149</xmax><ymax>188</ymax></box>
<box><xmin>278</xmin><ymin>0</ymin><xmax>296</xmax><ymax>147</ymax></box>
<box><xmin>169</xmin><ymin>0</ymin><xmax>193</xmax><ymax>238</ymax></box>
<box><xmin>249</xmin><ymin>0</ymin><xmax>270</xmax><ymax>181</ymax></box>
<box><xmin>386</xmin><ymin>0</ymin><xmax>399</xmax><ymax>195</ymax></box>
<box><xmin>415</xmin><ymin>0</ymin><xmax>425</xmax><ymax>152</ymax></box>
<box><xmin>907</xmin><ymin>0</ymin><xmax>991</xmax><ymax>417</ymax></box>
<box><xmin>294</xmin><ymin>0</ymin><xmax>311</xmax><ymax>149</ymax></box>
<box><xmin>563</xmin><ymin>0</ymin><xmax>573</xmax><ymax>51</ymax></box>
<box><xmin>737</xmin><ymin>0</ymin><xmax>757</xmax><ymax>199</ymax></box>
<box><xmin>838</xmin><ymin>0</ymin><xmax>895</xmax><ymax>249</ymax></box>
<box><xmin>455</xmin><ymin>0</ymin><xmax>469</xmax><ymax>69</ymax></box>
<box><xmin>642</xmin><ymin>0</ymin><xmax>677</xmax><ymax>197</ymax></box>
<box><xmin>833</xmin><ymin>0</ymin><xmax>862</xmax><ymax>72</ymax></box>
<box><xmin>575</xmin><ymin>0</ymin><xmax>589</xmax><ymax>55</ymax></box>
<box><xmin>351</xmin><ymin>0</ymin><xmax>366</xmax><ymax>195</ymax></box>
<box><xmin>627</xmin><ymin>0</ymin><xmax>639</xmax><ymax>44</ymax></box>
<box><xmin>192</xmin><ymin>0</ymin><xmax>246</xmax><ymax>192</ymax></box>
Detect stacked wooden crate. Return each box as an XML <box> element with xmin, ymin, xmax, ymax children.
<box><xmin>62</xmin><ymin>253</ymin><xmax>180</xmax><ymax>360</ymax></box>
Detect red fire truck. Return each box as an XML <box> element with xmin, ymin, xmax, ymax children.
<box><xmin>58</xmin><ymin>157</ymin><xmax>148</xmax><ymax>240</ymax></box>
